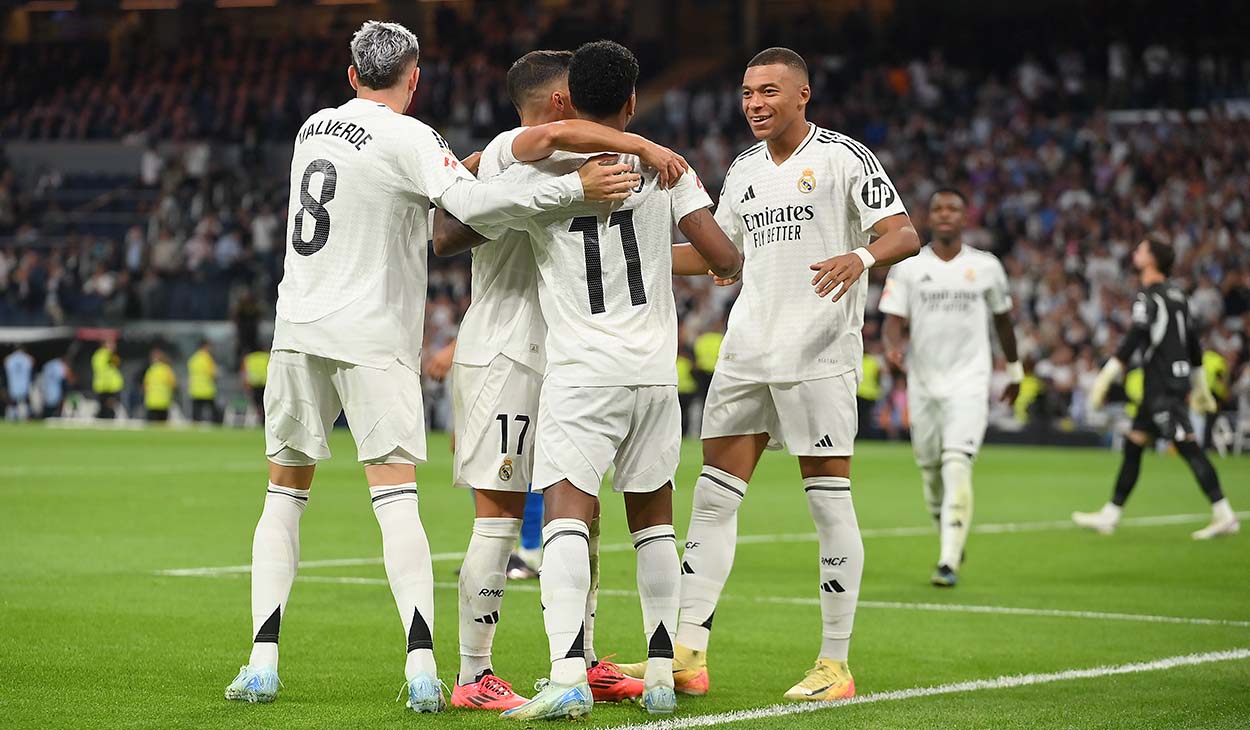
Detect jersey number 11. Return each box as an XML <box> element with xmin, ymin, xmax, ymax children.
<box><xmin>569</xmin><ymin>210</ymin><xmax>646</xmax><ymax>315</ymax></box>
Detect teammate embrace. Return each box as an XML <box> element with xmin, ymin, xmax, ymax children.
<box><xmin>223</xmin><ymin>20</ymin><xmax>927</xmax><ymax>720</ymax></box>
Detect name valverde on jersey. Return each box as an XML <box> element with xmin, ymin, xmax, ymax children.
<box><xmin>714</xmin><ymin>124</ymin><xmax>908</xmax><ymax>383</ymax></box>
<box><xmin>275</xmin><ymin>101</ymin><xmax>584</xmax><ymax>373</ymax></box>
<box><xmin>878</xmin><ymin>245</ymin><xmax>1012</xmax><ymax>397</ymax></box>
<box><xmin>275</xmin><ymin>99</ymin><xmax>472</xmax><ymax>371</ymax></box>
<box><xmin>493</xmin><ymin>152</ymin><xmax>713</xmax><ymax>387</ymax></box>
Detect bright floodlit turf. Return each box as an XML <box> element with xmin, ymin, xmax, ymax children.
<box><xmin>1</xmin><ymin>423</ymin><xmax>1247</xmax><ymax>729</ymax></box>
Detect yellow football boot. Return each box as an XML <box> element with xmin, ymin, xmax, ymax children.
<box><xmin>782</xmin><ymin>658</ymin><xmax>855</xmax><ymax>702</ymax></box>
<box><xmin>613</xmin><ymin>644</ymin><xmax>710</xmax><ymax>696</ymax></box>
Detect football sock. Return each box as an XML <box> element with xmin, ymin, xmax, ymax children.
<box><xmin>521</xmin><ymin>490</ymin><xmax>544</xmax><ymax>550</ymax></box>
<box><xmin>584</xmin><ymin>514</ymin><xmax>601</xmax><ymax>668</ymax></box>
<box><xmin>676</xmin><ymin>466</ymin><xmax>747</xmax><ymax>652</ymax></box>
<box><xmin>369</xmin><ymin>484</ymin><xmax>436</xmax><ymax>680</ymax></box>
<box><xmin>804</xmin><ymin>476</ymin><xmax>863</xmax><ymax>663</ymax></box>
<box><xmin>248</xmin><ymin>483</ymin><xmax>308</xmax><ymax>669</ymax></box>
<box><xmin>1212</xmin><ymin>498</ymin><xmax>1236</xmax><ymax>523</ymax></box>
<box><xmin>1175</xmin><ymin>440</ymin><xmax>1226</xmax><ymax>504</ymax></box>
<box><xmin>939</xmin><ymin>451</ymin><xmax>973</xmax><ymax>570</ymax></box>
<box><xmin>1110</xmin><ymin>440</ymin><xmax>1144</xmax><ymax>507</ymax></box>
<box><xmin>541</xmin><ymin>518</ymin><xmax>590</xmax><ymax>686</ymax></box>
<box><xmin>632</xmin><ymin>524</ymin><xmax>679</xmax><ymax>689</ymax></box>
<box><xmin>921</xmin><ymin>465</ymin><xmax>943</xmax><ymax>526</ymax></box>
<box><xmin>457</xmin><ymin>517</ymin><xmax>520</xmax><ymax>683</ymax></box>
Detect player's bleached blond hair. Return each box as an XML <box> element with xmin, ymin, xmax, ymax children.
<box><xmin>350</xmin><ymin>21</ymin><xmax>420</xmax><ymax>90</ymax></box>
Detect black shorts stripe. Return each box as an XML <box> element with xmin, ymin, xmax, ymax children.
<box><xmin>700</xmin><ymin>471</ymin><xmax>745</xmax><ymax>498</ymax></box>
<box><xmin>543</xmin><ymin>529</ymin><xmax>590</xmax><ymax>549</ymax></box>
<box><xmin>370</xmin><ymin>488</ymin><xmax>417</xmax><ymax>503</ymax></box>
<box><xmin>632</xmin><ymin>532</ymin><xmax>677</xmax><ymax>551</ymax></box>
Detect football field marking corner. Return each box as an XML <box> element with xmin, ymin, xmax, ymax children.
<box><xmin>598</xmin><ymin>648</ymin><xmax>1250</xmax><ymax>730</ymax></box>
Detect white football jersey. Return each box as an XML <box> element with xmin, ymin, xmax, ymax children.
<box><xmin>495</xmin><ymin>153</ymin><xmax>713</xmax><ymax>387</ymax></box>
<box><xmin>274</xmin><ymin>100</ymin><xmax>583</xmax><ymax>370</ymax></box>
<box><xmin>453</xmin><ymin>127</ymin><xmax>545</xmax><ymax>372</ymax></box>
<box><xmin>878</xmin><ymin>244</ymin><xmax>1013</xmax><ymax>397</ymax></box>
<box><xmin>714</xmin><ymin>124</ymin><xmax>908</xmax><ymax>383</ymax></box>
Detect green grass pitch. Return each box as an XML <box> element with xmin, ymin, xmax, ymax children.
<box><xmin>1</xmin><ymin>422</ymin><xmax>1248</xmax><ymax>729</ymax></box>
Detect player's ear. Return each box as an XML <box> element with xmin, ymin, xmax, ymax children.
<box><xmin>797</xmin><ymin>83</ymin><xmax>811</xmax><ymax>108</ymax></box>
<box><xmin>626</xmin><ymin>92</ymin><xmax>637</xmax><ymax>120</ymax></box>
<box><xmin>551</xmin><ymin>90</ymin><xmax>566</xmax><ymax>113</ymax></box>
<box><xmin>347</xmin><ymin>65</ymin><xmax>359</xmax><ymax>92</ymax></box>
<box><xmin>409</xmin><ymin>66</ymin><xmax>420</xmax><ymax>93</ymax></box>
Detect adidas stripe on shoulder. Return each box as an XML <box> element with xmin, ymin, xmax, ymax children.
<box><xmin>816</xmin><ymin>129</ymin><xmax>880</xmax><ymax>175</ymax></box>
<box><xmin>725</xmin><ymin>141</ymin><xmax>765</xmax><ymax>177</ymax></box>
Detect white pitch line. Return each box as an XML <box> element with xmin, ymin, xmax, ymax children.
<box><xmin>153</xmin><ymin>510</ymin><xmax>1247</xmax><ymax>577</ymax></box>
<box><xmin>600</xmin><ymin>648</ymin><xmax>1250</xmax><ymax>730</ymax></box>
<box><xmin>185</xmin><ymin>573</ymin><xmax>1250</xmax><ymax>629</ymax></box>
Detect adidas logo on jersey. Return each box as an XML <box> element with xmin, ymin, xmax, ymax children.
<box><xmin>740</xmin><ymin>185</ymin><xmax>756</xmax><ymax>203</ymax></box>
<box><xmin>920</xmin><ymin>274</ymin><xmax>934</xmax><ymax>283</ymax></box>
<box><xmin>814</xmin><ymin>434</ymin><xmax>835</xmax><ymax>448</ymax></box>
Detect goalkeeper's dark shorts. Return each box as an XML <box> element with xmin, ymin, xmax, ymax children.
<box><xmin>1130</xmin><ymin>395</ymin><xmax>1194</xmax><ymax>442</ymax></box>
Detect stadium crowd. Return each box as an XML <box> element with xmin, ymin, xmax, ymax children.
<box><xmin>3</xmin><ymin>40</ymin><xmax>1250</xmax><ymax>432</ymax></box>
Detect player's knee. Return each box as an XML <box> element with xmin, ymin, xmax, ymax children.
<box><xmin>692</xmin><ymin>478</ymin><xmax>743</xmax><ymax>520</ymax></box>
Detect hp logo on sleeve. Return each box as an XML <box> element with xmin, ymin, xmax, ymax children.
<box><xmin>860</xmin><ymin>176</ymin><xmax>896</xmax><ymax>209</ymax></box>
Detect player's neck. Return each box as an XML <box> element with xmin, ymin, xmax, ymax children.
<box><xmin>576</xmin><ymin>112</ymin><xmax>625</xmax><ymax>131</ymax></box>
<box><xmin>766</xmin><ymin>118</ymin><xmax>811</xmax><ymax>164</ymax></box>
<box><xmin>1141</xmin><ymin>269</ymin><xmax>1166</xmax><ymax>287</ymax></box>
<box><xmin>356</xmin><ymin>88</ymin><xmax>408</xmax><ymax>115</ymax></box>
<box><xmin>931</xmin><ymin>239</ymin><xmax>962</xmax><ymax>261</ymax></box>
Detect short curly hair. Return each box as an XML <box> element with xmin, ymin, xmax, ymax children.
<box><xmin>568</xmin><ymin>40</ymin><xmax>639</xmax><ymax>118</ymax></box>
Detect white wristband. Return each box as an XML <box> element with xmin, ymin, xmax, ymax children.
<box><xmin>1005</xmin><ymin>361</ymin><xmax>1024</xmax><ymax>383</ymax></box>
<box><xmin>852</xmin><ymin>247</ymin><xmax>876</xmax><ymax>271</ymax></box>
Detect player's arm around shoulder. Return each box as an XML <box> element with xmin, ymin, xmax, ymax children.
<box><xmin>511</xmin><ymin>121</ymin><xmax>689</xmax><ymax>188</ymax></box>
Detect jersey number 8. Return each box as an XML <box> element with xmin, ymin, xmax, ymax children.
<box><xmin>292</xmin><ymin>159</ymin><xmax>338</xmax><ymax>256</ymax></box>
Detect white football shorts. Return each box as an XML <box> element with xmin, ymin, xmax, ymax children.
<box><xmin>907</xmin><ymin>386</ymin><xmax>988</xmax><ymax>467</ymax></box>
<box><xmin>264</xmin><ymin>350</ymin><xmax>426</xmax><ymax>467</ymax></box>
<box><xmin>532</xmin><ymin>383</ymin><xmax>681</xmax><ymax>497</ymax></box>
<box><xmin>701</xmin><ymin>370</ymin><xmax>859</xmax><ymax>457</ymax></box>
<box><xmin>451</xmin><ymin>355</ymin><xmax>542</xmax><ymax>492</ymax></box>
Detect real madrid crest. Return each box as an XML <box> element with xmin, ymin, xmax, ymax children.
<box><xmin>499</xmin><ymin>458</ymin><xmax>514</xmax><ymax>481</ymax></box>
<box><xmin>797</xmin><ymin>169</ymin><xmax>816</xmax><ymax>194</ymax></box>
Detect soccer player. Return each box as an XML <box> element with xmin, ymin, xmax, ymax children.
<box><xmin>1074</xmin><ymin>234</ymin><xmax>1239</xmax><ymax>540</ymax></box>
<box><xmin>619</xmin><ymin>47</ymin><xmax>920</xmax><ymax>702</ymax></box>
<box><xmin>475</xmin><ymin>40</ymin><xmax>741</xmax><ymax>720</ymax></box>
<box><xmin>222</xmin><ymin>21</ymin><xmax>639</xmax><ymax>713</ymax></box>
<box><xmin>430</xmin><ymin>49</ymin><xmax>687</xmax><ymax>711</ymax></box>
<box><xmin>880</xmin><ymin>189</ymin><xmax>1023</xmax><ymax>587</ymax></box>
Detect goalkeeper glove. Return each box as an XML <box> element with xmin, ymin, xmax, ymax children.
<box><xmin>1189</xmin><ymin>368</ymin><xmax>1219</xmax><ymax>414</ymax></box>
<box><xmin>1087</xmin><ymin>358</ymin><xmax>1124</xmax><ymax>411</ymax></box>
